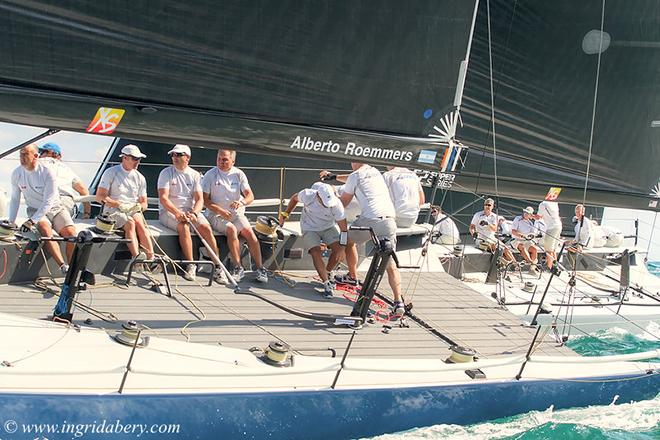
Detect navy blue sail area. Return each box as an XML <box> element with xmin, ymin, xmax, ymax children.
<box><xmin>0</xmin><ymin>0</ymin><xmax>476</xmax><ymax>172</ymax></box>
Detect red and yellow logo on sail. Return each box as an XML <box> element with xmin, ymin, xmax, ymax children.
<box><xmin>545</xmin><ymin>187</ymin><xmax>562</xmax><ymax>201</ymax></box>
<box><xmin>86</xmin><ymin>107</ymin><xmax>125</xmax><ymax>134</ymax></box>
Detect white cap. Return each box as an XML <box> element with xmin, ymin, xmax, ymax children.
<box><xmin>523</xmin><ymin>206</ymin><xmax>534</xmax><ymax>214</ymax></box>
<box><xmin>314</xmin><ymin>183</ymin><xmax>340</xmax><ymax>208</ymax></box>
<box><xmin>120</xmin><ymin>144</ymin><xmax>147</xmax><ymax>158</ymax></box>
<box><xmin>167</xmin><ymin>144</ymin><xmax>191</xmax><ymax>156</ymax></box>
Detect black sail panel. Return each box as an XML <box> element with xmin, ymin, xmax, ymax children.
<box><xmin>457</xmin><ymin>0</ymin><xmax>660</xmax><ymax>210</ymax></box>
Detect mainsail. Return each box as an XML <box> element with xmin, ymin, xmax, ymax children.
<box><xmin>457</xmin><ymin>0</ymin><xmax>660</xmax><ymax>210</ymax></box>
<box><xmin>0</xmin><ymin>1</ymin><xmax>658</xmax><ymax>210</ymax></box>
<box><xmin>0</xmin><ymin>0</ymin><xmax>477</xmax><ymax>172</ymax></box>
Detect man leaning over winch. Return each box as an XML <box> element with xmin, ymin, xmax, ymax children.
<box><xmin>280</xmin><ymin>182</ymin><xmax>348</xmax><ymax>299</ymax></box>
<box><xmin>157</xmin><ymin>144</ymin><xmax>225</xmax><ymax>283</ymax></box>
<box><xmin>7</xmin><ymin>143</ymin><xmax>76</xmax><ymax>274</ymax></box>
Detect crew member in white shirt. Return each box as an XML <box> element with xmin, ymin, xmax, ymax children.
<box><xmin>279</xmin><ymin>182</ymin><xmax>348</xmax><ymax>298</ymax></box>
<box><xmin>38</xmin><ymin>142</ymin><xmax>91</xmax><ymax>219</ymax></box>
<box><xmin>570</xmin><ymin>204</ymin><xmax>592</xmax><ymax>251</ymax></box>
<box><xmin>158</xmin><ymin>144</ymin><xmax>224</xmax><ymax>282</ymax></box>
<box><xmin>512</xmin><ymin>206</ymin><xmax>540</xmax><ymax>275</ymax></box>
<box><xmin>320</xmin><ymin>163</ymin><xmax>405</xmax><ymax>316</ymax></box>
<box><xmin>537</xmin><ymin>197</ymin><xmax>562</xmax><ymax>271</ymax></box>
<box><xmin>382</xmin><ymin>167</ymin><xmax>425</xmax><ymax>228</ymax></box>
<box><xmin>96</xmin><ymin>144</ymin><xmax>155</xmax><ymax>263</ymax></box>
<box><xmin>202</xmin><ymin>149</ymin><xmax>267</xmax><ymax>283</ymax></box>
<box><xmin>469</xmin><ymin>198</ymin><xmax>515</xmax><ymax>264</ymax></box>
<box><xmin>430</xmin><ymin>207</ymin><xmax>460</xmax><ymax>245</ymax></box>
<box><xmin>8</xmin><ymin>144</ymin><xmax>76</xmax><ymax>274</ymax></box>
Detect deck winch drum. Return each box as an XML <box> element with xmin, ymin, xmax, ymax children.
<box><xmin>265</xmin><ymin>341</ymin><xmax>290</xmax><ymax>365</ymax></box>
<box><xmin>447</xmin><ymin>345</ymin><xmax>476</xmax><ymax>363</ymax></box>
<box><xmin>93</xmin><ymin>213</ymin><xmax>115</xmax><ymax>234</ymax></box>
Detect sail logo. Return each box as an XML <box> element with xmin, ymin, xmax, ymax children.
<box><xmin>417</xmin><ymin>150</ymin><xmax>437</xmax><ymax>164</ymax></box>
<box><xmin>545</xmin><ymin>187</ymin><xmax>562</xmax><ymax>201</ymax></box>
<box><xmin>86</xmin><ymin>107</ymin><xmax>125</xmax><ymax>134</ymax></box>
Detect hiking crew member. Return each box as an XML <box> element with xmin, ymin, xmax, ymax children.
<box><xmin>512</xmin><ymin>206</ymin><xmax>540</xmax><ymax>275</ymax></box>
<box><xmin>382</xmin><ymin>167</ymin><xmax>425</xmax><ymax>228</ymax></box>
<box><xmin>8</xmin><ymin>144</ymin><xmax>75</xmax><ymax>274</ymax></box>
<box><xmin>202</xmin><ymin>149</ymin><xmax>267</xmax><ymax>283</ymax></box>
<box><xmin>469</xmin><ymin>198</ymin><xmax>515</xmax><ymax>264</ymax></box>
<box><xmin>38</xmin><ymin>142</ymin><xmax>92</xmax><ymax>219</ymax></box>
<box><xmin>96</xmin><ymin>144</ymin><xmax>155</xmax><ymax>264</ymax></box>
<box><xmin>157</xmin><ymin>144</ymin><xmax>224</xmax><ymax>282</ymax></box>
<box><xmin>280</xmin><ymin>182</ymin><xmax>347</xmax><ymax>298</ymax></box>
<box><xmin>320</xmin><ymin>163</ymin><xmax>406</xmax><ymax>316</ymax></box>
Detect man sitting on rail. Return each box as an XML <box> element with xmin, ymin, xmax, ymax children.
<box><xmin>469</xmin><ymin>198</ymin><xmax>515</xmax><ymax>265</ymax></box>
<box><xmin>512</xmin><ymin>206</ymin><xmax>540</xmax><ymax>275</ymax></box>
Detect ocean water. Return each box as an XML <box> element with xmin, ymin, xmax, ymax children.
<box><xmin>365</xmin><ymin>327</ymin><xmax>660</xmax><ymax>439</ymax></box>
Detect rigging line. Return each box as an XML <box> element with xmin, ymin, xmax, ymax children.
<box><xmin>645</xmin><ymin>212</ymin><xmax>658</xmax><ymax>257</ymax></box>
<box><xmin>486</xmin><ymin>0</ymin><xmax>500</xmax><ymax>209</ymax></box>
<box><xmin>582</xmin><ymin>0</ymin><xmax>606</xmax><ymax>205</ymax></box>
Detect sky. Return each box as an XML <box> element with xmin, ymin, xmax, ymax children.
<box><xmin>0</xmin><ymin>121</ymin><xmax>113</xmax><ymax>218</ymax></box>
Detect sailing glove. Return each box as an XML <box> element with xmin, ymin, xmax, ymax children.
<box><xmin>20</xmin><ymin>219</ymin><xmax>34</xmax><ymax>233</ymax></box>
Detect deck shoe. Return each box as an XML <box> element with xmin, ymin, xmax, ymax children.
<box><xmin>255</xmin><ymin>267</ymin><xmax>268</xmax><ymax>283</ymax></box>
<box><xmin>183</xmin><ymin>264</ymin><xmax>196</xmax><ymax>282</ymax></box>
<box><xmin>60</xmin><ymin>263</ymin><xmax>69</xmax><ymax>275</ymax></box>
<box><xmin>529</xmin><ymin>264</ymin><xmax>539</xmax><ymax>276</ymax></box>
<box><xmin>232</xmin><ymin>266</ymin><xmax>245</xmax><ymax>282</ymax></box>
<box><xmin>213</xmin><ymin>266</ymin><xmax>228</xmax><ymax>284</ymax></box>
<box><xmin>334</xmin><ymin>273</ymin><xmax>358</xmax><ymax>286</ymax></box>
<box><xmin>323</xmin><ymin>281</ymin><xmax>334</xmax><ymax>299</ymax></box>
<box><xmin>393</xmin><ymin>301</ymin><xmax>406</xmax><ymax>317</ymax></box>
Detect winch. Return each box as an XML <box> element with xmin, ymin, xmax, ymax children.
<box><xmin>0</xmin><ymin>220</ymin><xmax>17</xmax><ymax>238</ymax></box>
<box><xmin>446</xmin><ymin>345</ymin><xmax>476</xmax><ymax>363</ymax></box>
<box><xmin>254</xmin><ymin>216</ymin><xmax>279</xmax><ymax>241</ymax></box>
<box><xmin>92</xmin><ymin>213</ymin><xmax>115</xmax><ymax>234</ymax></box>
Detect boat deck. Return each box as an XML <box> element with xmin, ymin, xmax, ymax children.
<box><xmin>0</xmin><ymin>269</ymin><xmax>573</xmax><ymax>359</ymax></box>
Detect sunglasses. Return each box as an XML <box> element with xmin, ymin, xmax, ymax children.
<box><xmin>219</xmin><ymin>158</ymin><xmax>232</xmax><ymax>162</ymax></box>
<box><xmin>484</xmin><ymin>204</ymin><xmax>493</xmax><ymax>207</ymax></box>
<box><xmin>126</xmin><ymin>155</ymin><xmax>141</xmax><ymax>161</ymax></box>
<box><xmin>171</xmin><ymin>153</ymin><xmax>188</xmax><ymax>157</ymax></box>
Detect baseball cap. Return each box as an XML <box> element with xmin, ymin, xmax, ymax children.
<box><xmin>39</xmin><ymin>142</ymin><xmax>62</xmax><ymax>156</ymax></box>
<box><xmin>484</xmin><ymin>198</ymin><xmax>495</xmax><ymax>206</ymax></box>
<box><xmin>315</xmin><ymin>183</ymin><xmax>340</xmax><ymax>208</ymax></box>
<box><xmin>167</xmin><ymin>144</ymin><xmax>191</xmax><ymax>156</ymax></box>
<box><xmin>120</xmin><ymin>144</ymin><xmax>147</xmax><ymax>159</ymax></box>
<box><xmin>523</xmin><ymin>206</ymin><xmax>534</xmax><ymax>214</ymax></box>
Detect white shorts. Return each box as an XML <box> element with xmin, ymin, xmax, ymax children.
<box><xmin>349</xmin><ymin>216</ymin><xmax>397</xmax><ymax>250</ymax></box>
<box><xmin>395</xmin><ymin>216</ymin><xmax>416</xmax><ymax>229</ymax></box>
<box><xmin>543</xmin><ymin>227</ymin><xmax>561</xmax><ymax>252</ymax></box>
<box><xmin>514</xmin><ymin>240</ymin><xmax>538</xmax><ymax>251</ymax></box>
<box><xmin>303</xmin><ymin>225</ymin><xmax>340</xmax><ymax>250</ymax></box>
<box><xmin>159</xmin><ymin>211</ymin><xmax>209</xmax><ymax>231</ymax></box>
<box><xmin>27</xmin><ymin>206</ymin><xmax>74</xmax><ymax>232</ymax></box>
<box><xmin>103</xmin><ymin>208</ymin><xmax>139</xmax><ymax>229</ymax></box>
<box><xmin>206</xmin><ymin>212</ymin><xmax>251</xmax><ymax>234</ymax></box>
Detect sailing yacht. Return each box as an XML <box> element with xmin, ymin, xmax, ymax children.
<box><xmin>0</xmin><ymin>1</ymin><xmax>658</xmax><ymax>438</ymax></box>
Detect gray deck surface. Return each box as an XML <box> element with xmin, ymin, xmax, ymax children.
<box><xmin>0</xmin><ymin>269</ymin><xmax>573</xmax><ymax>359</ymax></box>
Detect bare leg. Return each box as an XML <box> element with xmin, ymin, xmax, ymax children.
<box><xmin>177</xmin><ymin>222</ymin><xmax>193</xmax><ymax>261</ymax></box>
<box><xmin>308</xmin><ymin>247</ymin><xmax>327</xmax><ymax>282</ymax></box>
<box><xmin>37</xmin><ymin>220</ymin><xmax>64</xmax><ymax>266</ymax></box>
<box><xmin>240</xmin><ymin>228</ymin><xmax>263</xmax><ymax>268</ymax></box>
<box><xmin>134</xmin><ymin>215</ymin><xmax>154</xmax><ymax>259</ymax></box>
<box><xmin>386</xmin><ymin>260</ymin><xmax>402</xmax><ymax>302</ymax></box>
<box><xmin>326</xmin><ymin>242</ymin><xmax>344</xmax><ymax>274</ymax></box>
<box><xmin>529</xmin><ymin>246</ymin><xmax>538</xmax><ymax>265</ymax></box>
<box><xmin>345</xmin><ymin>241</ymin><xmax>359</xmax><ymax>279</ymax></box>
<box><xmin>224</xmin><ymin>224</ymin><xmax>241</xmax><ymax>267</ymax></box>
<box><xmin>58</xmin><ymin>225</ymin><xmax>76</xmax><ymax>263</ymax></box>
<box><xmin>195</xmin><ymin>221</ymin><xmax>220</xmax><ymax>257</ymax></box>
<box><xmin>517</xmin><ymin>245</ymin><xmax>532</xmax><ymax>264</ymax></box>
<box><xmin>123</xmin><ymin>220</ymin><xmax>138</xmax><ymax>257</ymax></box>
